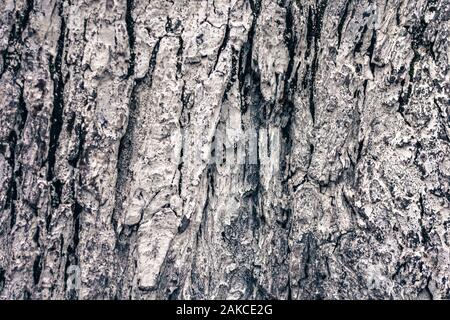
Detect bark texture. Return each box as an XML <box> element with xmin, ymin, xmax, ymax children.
<box><xmin>0</xmin><ymin>0</ymin><xmax>449</xmax><ymax>299</ymax></box>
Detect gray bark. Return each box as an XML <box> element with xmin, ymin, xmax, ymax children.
<box><xmin>0</xmin><ymin>0</ymin><xmax>449</xmax><ymax>299</ymax></box>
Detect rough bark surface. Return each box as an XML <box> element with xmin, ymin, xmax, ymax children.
<box><xmin>0</xmin><ymin>0</ymin><xmax>449</xmax><ymax>300</ymax></box>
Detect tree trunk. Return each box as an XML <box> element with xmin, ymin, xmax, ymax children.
<box><xmin>0</xmin><ymin>0</ymin><xmax>449</xmax><ymax>300</ymax></box>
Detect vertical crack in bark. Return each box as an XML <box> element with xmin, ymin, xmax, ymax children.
<box><xmin>176</xmin><ymin>38</ymin><xmax>186</xmax><ymax>196</ymax></box>
<box><xmin>64</xmin><ymin>200</ymin><xmax>82</xmax><ymax>299</ymax></box>
<box><xmin>418</xmin><ymin>194</ymin><xmax>431</xmax><ymax>246</ymax></box>
<box><xmin>353</xmin><ymin>25</ymin><xmax>368</xmax><ymax>55</ymax></box>
<box><xmin>67</xmin><ymin>122</ymin><xmax>86</xmax><ymax>168</ymax></box>
<box><xmin>17</xmin><ymin>85</ymin><xmax>28</xmax><ymax>134</ymax></box>
<box><xmin>176</xmin><ymin>35</ymin><xmax>184</xmax><ymax>79</ymax></box>
<box><xmin>125</xmin><ymin>0</ymin><xmax>135</xmax><ymax>78</ymax></box>
<box><xmin>209</xmin><ymin>10</ymin><xmax>230</xmax><ymax>76</ymax></box>
<box><xmin>45</xmin><ymin>2</ymin><xmax>67</xmax><ymax>241</ymax></box>
<box><xmin>367</xmin><ymin>29</ymin><xmax>377</xmax><ymax>75</ymax></box>
<box><xmin>5</xmin><ymin>130</ymin><xmax>18</xmax><ymax>229</ymax></box>
<box><xmin>307</xmin><ymin>0</ymin><xmax>328</xmax><ymax>124</ymax></box>
<box><xmin>32</xmin><ymin>226</ymin><xmax>42</xmax><ymax>285</ymax></box>
<box><xmin>47</xmin><ymin>4</ymin><xmax>66</xmax><ymax>182</ymax></box>
<box><xmin>280</xmin><ymin>2</ymin><xmax>298</xmax><ymax>175</ymax></box>
<box><xmin>0</xmin><ymin>267</ymin><xmax>5</xmax><ymax>292</ymax></box>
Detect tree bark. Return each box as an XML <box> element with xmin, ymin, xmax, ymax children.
<box><xmin>0</xmin><ymin>0</ymin><xmax>449</xmax><ymax>299</ymax></box>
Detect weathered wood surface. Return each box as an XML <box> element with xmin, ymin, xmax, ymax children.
<box><xmin>0</xmin><ymin>0</ymin><xmax>449</xmax><ymax>299</ymax></box>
